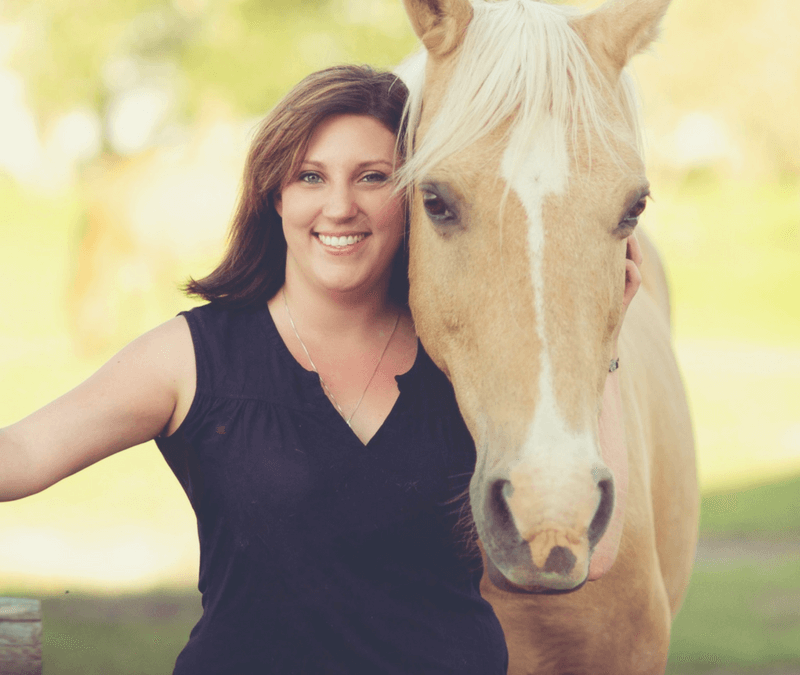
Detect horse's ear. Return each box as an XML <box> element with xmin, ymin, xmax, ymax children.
<box><xmin>403</xmin><ymin>0</ymin><xmax>474</xmax><ymax>58</ymax></box>
<box><xmin>571</xmin><ymin>0</ymin><xmax>671</xmax><ymax>75</ymax></box>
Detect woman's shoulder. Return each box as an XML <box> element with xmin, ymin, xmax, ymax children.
<box><xmin>158</xmin><ymin>303</ymin><xmax>273</xmax><ymax>436</ymax></box>
<box><xmin>178</xmin><ymin>302</ymin><xmax>297</xmax><ymax>402</ymax></box>
<box><xmin>178</xmin><ymin>302</ymin><xmax>271</xmax><ymax>362</ymax></box>
<box><xmin>180</xmin><ymin>301</ymin><xmax>266</xmax><ymax>337</ymax></box>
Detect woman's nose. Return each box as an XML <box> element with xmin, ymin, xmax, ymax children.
<box><xmin>322</xmin><ymin>184</ymin><xmax>358</xmax><ymax>221</ymax></box>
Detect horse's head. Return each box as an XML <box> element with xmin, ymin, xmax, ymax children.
<box><xmin>399</xmin><ymin>0</ymin><xmax>669</xmax><ymax>592</ymax></box>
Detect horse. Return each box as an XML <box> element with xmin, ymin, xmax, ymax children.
<box><xmin>397</xmin><ymin>0</ymin><xmax>699</xmax><ymax>672</ymax></box>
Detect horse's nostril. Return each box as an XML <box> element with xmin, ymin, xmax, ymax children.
<box><xmin>587</xmin><ymin>477</ymin><xmax>615</xmax><ymax>548</ymax></box>
<box><xmin>544</xmin><ymin>546</ymin><xmax>577</xmax><ymax>574</ymax></box>
<box><xmin>490</xmin><ymin>479</ymin><xmax>515</xmax><ymax>531</ymax></box>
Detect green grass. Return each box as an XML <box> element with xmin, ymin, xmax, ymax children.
<box><xmin>700</xmin><ymin>473</ymin><xmax>800</xmax><ymax>535</ymax></box>
<box><xmin>666</xmin><ymin>473</ymin><xmax>800</xmax><ymax>673</ymax></box>
<box><xmin>41</xmin><ymin>590</ymin><xmax>202</xmax><ymax>675</ymax></box>
<box><xmin>0</xmin><ymin>588</ymin><xmax>202</xmax><ymax>675</ymax></box>
<box><xmin>668</xmin><ymin>558</ymin><xmax>800</xmax><ymax>674</ymax></box>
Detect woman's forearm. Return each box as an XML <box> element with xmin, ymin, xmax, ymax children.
<box><xmin>0</xmin><ymin>426</ymin><xmax>39</xmax><ymax>502</ymax></box>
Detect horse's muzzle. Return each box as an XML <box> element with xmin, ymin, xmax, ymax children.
<box><xmin>475</xmin><ymin>463</ymin><xmax>615</xmax><ymax>593</ymax></box>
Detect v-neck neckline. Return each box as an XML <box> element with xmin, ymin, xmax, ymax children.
<box><xmin>259</xmin><ymin>304</ymin><xmax>421</xmax><ymax>448</ymax></box>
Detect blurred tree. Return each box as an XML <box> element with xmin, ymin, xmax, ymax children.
<box><xmin>635</xmin><ymin>0</ymin><xmax>800</xmax><ymax>179</ymax></box>
<box><xmin>4</xmin><ymin>0</ymin><xmax>417</xmax><ymax>144</ymax></box>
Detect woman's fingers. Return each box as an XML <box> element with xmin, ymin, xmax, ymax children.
<box><xmin>622</xmin><ymin>234</ymin><xmax>642</xmax><ymax>309</ymax></box>
<box><xmin>623</xmin><ymin>258</ymin><xmax>642</xmax><ymax>308</ymax></box>
<box><xmin>626</xmin><ymin>232</ymin><xmax>643</xmax><ymax>267</ymax></box>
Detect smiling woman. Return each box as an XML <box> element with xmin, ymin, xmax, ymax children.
<box><xmin>182</xmin><ymin>66</ymin><xmax>410</xmax><ymax>312</ymax></box>
<box><xmin>0</xmin><ymin>65</ymin><xmax>509</xmax><ymax>674</ymax></box>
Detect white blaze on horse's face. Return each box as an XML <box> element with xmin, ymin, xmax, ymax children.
<box><xmin>400</xmin><ymin>0</ymin><xmax>669</xmax><ymax>593</ymax></box>
<box><xmin>492</xmin><ymin>115</ymin><xmax>614</xmax><ymax>591</ymax></box>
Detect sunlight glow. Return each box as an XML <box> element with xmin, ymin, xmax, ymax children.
<box><xmin>0</xmin><ymin>69</ymin><xmax>43</xmax><ymax>182</ymax></box>
<box><xmin>107</xmin><ymin>86</ymin><xmax>173</xmax><ymax>155</ymax></box>
<box><xmin>49</xmin><ymin>108</ymin><xmax>102</xmax><ymax>164</ymax></box>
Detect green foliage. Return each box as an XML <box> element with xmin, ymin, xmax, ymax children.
<box><xmin>7</xmin><ymin>0</ymin><xmax>417</xmax><ymax>125</ymax></box>
<box><xmin>6</xmin><ymin>0</ymin><xmax>185</xmax><ymax>118</ymax></box>
<box><xmin>635</xmin><ymin>0</ymin><xmax>800</xmax><ymax>179</ymax></box>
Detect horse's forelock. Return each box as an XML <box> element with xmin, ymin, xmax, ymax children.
<box><xmin>395</xmin><ymin>0</ymin><xmax>643</xmax><ymax>189</ymax></box>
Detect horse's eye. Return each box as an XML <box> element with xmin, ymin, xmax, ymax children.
<box><xmin>621</xmin><ymin>198</ymin><xmax>647</xmax><ymax>227</ymax></box>
<box><xmin>423</xmin><ymin>191</ymin><xmax>453</xmax><ymax>219</ymax></box>
<box><xmin>420</xmin><ymin>182</ymin><xmax>460</xmax><ymax>228</ymax></box>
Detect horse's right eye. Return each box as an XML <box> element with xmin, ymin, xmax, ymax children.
<box><xmin>423</xmin><ymin>191</ymin><xmax>454</xmax><ymax>220</ymax></box>
<box><xmin>420</xmin><ymin>182</ymin><xmax>460</xmax><ymax>228</ymax></box>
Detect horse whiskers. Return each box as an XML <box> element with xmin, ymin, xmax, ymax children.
<box><xmin>444</xmin><ymin>481</ymin><xmax>482</xmax><ymax>568</ymax></box>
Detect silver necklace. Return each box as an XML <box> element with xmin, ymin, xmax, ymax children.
<box><xmin>282</xmin><ymin>288</ymin><xmax>400</xmax><ymax>427</ymax></box>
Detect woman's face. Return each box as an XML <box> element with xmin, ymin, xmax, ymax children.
<box><xmin>276</xmin><ymin>114</ymin><xmax>405</xmax><ymax>300</ymax></box>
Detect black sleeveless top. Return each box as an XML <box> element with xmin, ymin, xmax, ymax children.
<box><xmin>155</xmin><ymin>303</ymin><xmax>508</xmax><ymax>674</ymax></box>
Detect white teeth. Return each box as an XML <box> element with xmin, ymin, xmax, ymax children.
<box><xmin>317</xmin><ymin>233</ymin><xmax>366</xmax><ymax>247</ymax></box>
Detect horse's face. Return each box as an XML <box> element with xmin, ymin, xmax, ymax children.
<box><xmin>401</xmin><ymin>0</ymin><xmax>670</xmax><ymax>592</ymax></box>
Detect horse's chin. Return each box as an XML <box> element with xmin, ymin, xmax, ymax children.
<box><xmin>484</xmin><ymin>552</ymin><xmax>588</xmax><ymax>596</ymax></box>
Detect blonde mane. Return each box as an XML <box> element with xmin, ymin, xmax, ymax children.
<box><xmin>395</xmin><ymin>0</ymin><xmax>643</xmax><ymax>188</ymax></box>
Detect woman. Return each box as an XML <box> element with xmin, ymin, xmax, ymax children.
<box><xmin>0</xmin><ymin>65</ymin><xmax>640</xmax><ymax>673</ymax></box>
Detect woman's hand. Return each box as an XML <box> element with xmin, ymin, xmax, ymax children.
<box><xmin>589</xmin><ymin>233</ymin><xmax>642</xmax><ymax>581</ymax></box>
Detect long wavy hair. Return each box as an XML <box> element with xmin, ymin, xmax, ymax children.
<box><xmin>184</xmin><ymin>65</ymin><xmax>410</xmax><ymax>308</ymax></box>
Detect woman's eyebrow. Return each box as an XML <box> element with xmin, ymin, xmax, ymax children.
<box><xmin>300</xmin><ymin>159</ymin><xmax>394</xmax><ymax>169</ymax></box>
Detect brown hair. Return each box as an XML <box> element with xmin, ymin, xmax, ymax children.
<box><xmin>184</xmin><ymin>65</ymin><xmax>410</xmax><ymax>308</ymax></box>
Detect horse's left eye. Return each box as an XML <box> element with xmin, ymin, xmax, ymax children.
<box><xmin>620</xmin><ymin>198</ymin><xmax>647</xmax><ymax>229</ymax></box>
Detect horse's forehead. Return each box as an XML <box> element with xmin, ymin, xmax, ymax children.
<box><xmin>501</xmin><ymin>117</ymin><xmax>571</xmax><ymax>209</ymax></box>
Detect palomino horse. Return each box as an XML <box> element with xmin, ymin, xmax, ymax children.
<box><xmin>398</xmin><ymin>0</ymin><xmax>698</xmax><ymax>672</ymax></box>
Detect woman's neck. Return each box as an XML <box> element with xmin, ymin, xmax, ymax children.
<box><xmin>277</xmin><ymin>274</ymin><xmax>399</xmax><ymax>342</ymax></box>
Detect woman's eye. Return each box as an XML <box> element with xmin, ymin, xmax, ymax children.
<box><xmin>361</xmin><ymin>172</ymin><xmax>388</xmax><ymax>184</ymax></box>
<box><xmin>299</xmin><ymin>172</ymin><xmax>323</xmax><ymax>184</ymax></box>
<box><xmin>422</xmin><ymin>191</ymin><xmax>454</xmax><ymax>220</ymax></box>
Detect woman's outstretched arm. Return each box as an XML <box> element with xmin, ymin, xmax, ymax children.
<box><xmin>0</xmin><ymin>316</ymin><xmax>194</xmax><ymax>502</ymax></box>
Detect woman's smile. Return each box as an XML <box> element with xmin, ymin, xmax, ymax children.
<box><xmin>314</xmin><ymin>232</ymin><xmax>369</xmax><ymax>249</ymax></box>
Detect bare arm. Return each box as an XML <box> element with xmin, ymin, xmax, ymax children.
<box><xmin>0</xmin><ymin>316</ymin><xmax>195</xmax><ymax>501</ymax></box>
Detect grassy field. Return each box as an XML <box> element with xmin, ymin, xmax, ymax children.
<box><xmin>667</xmin><ymin>475</ymin><xmax>800</xmax><ymax>674</ymax></box>
<box><xmin>2</xmin><ymin>475</ymin><xmax>798</xmax><ymax>674</ymax></box>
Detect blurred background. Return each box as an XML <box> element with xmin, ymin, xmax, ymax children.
<box><xmin>1</xmin><ymin>0</ymin><xmax>798</xmax><ymax>672</ymax></box>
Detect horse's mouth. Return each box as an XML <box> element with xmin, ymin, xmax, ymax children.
<box><xmin>484</xmin><ymin>554</ymin><xmax>588</xmax><ymax>595</ymax></box>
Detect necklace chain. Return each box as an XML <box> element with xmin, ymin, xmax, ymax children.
<box><xmin>282</xmin><ymin>288</ymin><xmax>400</xmax><ymax>427</ymax></box>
